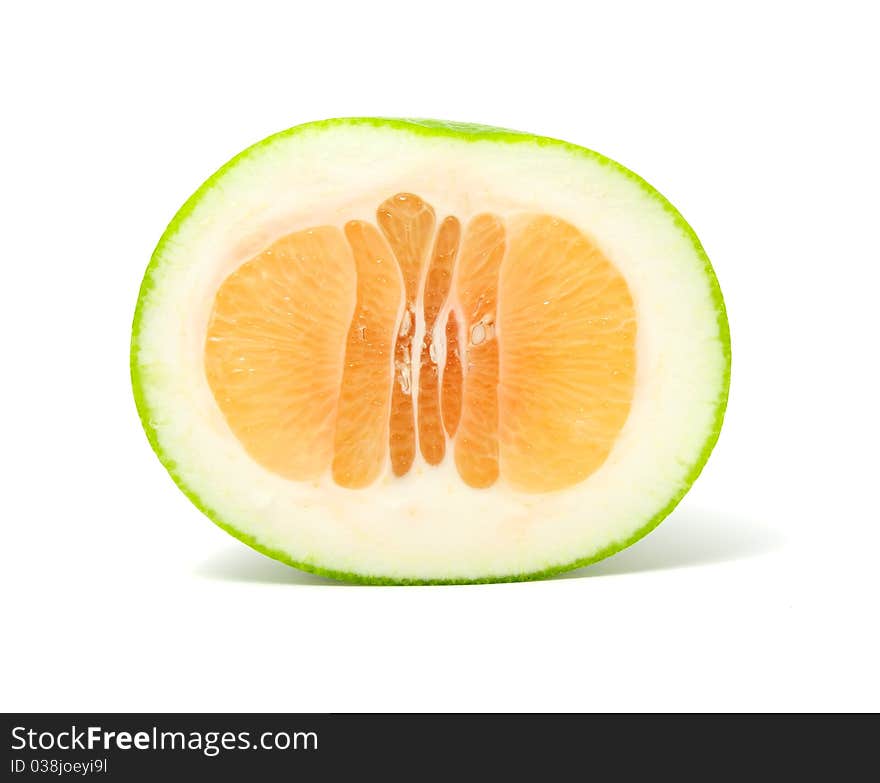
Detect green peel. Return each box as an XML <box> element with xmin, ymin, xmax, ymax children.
<box><xmin>131</xmin><ymin>117</ymin><xmax>731</xmax><ymax>586</ymax></box>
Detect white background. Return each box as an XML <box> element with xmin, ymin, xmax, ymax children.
<box><xmin>2</xmin><ymin>1</ymin><xmax>878</xmax><ymax>712</ymax></box>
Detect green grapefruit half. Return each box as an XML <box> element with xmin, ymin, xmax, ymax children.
<box><xmin>131</xmin><ymin>118</ymin><xmax>730</xmax><ymax>584</ymax></box>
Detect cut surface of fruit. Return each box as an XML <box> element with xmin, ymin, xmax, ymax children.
<box><xmin>202</xmin><ymin>204</ymin><xmax>636</xmax><ymax>493</ymax></box>
<box><xmin>378</xmin><ymin>193</ymin><xmax>435</xmax><ymax>478</ymax></box>
<box><xmin>133</xmin><ymin>118</ymin><xmax>730</xmax><ymax>584</ymax></box>
<box><xmin>204</xmin><ymin>226</ymin><xmax>355</xmax><ymax>481</ymax></box>
<box><xmin>499</xmin><ymin>215</ymin><xmax>636</xmax><ymax>492</ymax></box>
<box><xmin>454</xmin><ymin>213</ymin><xmax>505</xmax><ymax>489</ymax></box>
<box><xmin>332</xmin><ymin>222</ymin><xmax>401</xmax><ymax>489</ymax></box>
<box><xmin>419</xmin><ymin>216</ymin><xmax>460</xmax><ymax>466</ymax></box>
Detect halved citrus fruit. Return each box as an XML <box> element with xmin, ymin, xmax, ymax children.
<box><xmin>132</xmin><ymin>118</ymin><xmax>730</xmax><ymax>584</ymax></box>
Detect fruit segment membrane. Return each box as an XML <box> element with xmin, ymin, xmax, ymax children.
<box><xmin>205</xmin><ymin>193</ymin><xmax>637</xmax><ymax>492</ymax></box>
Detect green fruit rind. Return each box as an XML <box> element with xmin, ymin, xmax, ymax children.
<box><xmin>131</xmin><ymin>117</ymin><xmax>731</xmax><ymax>586</ymax></box>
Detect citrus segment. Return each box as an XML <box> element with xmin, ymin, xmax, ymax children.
<box><xmin>498</xmin><ymin>215</ymin><xmax>637</xmax><ymax>492</ymax></box>
<box><xmin>332</xmin><ymin>221</ymin><xmax>403</xmax><ymax>488</ymax></box>
<box><xmin>377</xmin><ymin>194</ymin><xmax>436</xmax><ymax>477</ymax></box>
<box><xmin>441</xmin><ymin>311</ymin><xmax>463</xmax><ymax>438</ymax></box>
<box><xmin>418</xmin><ymin>216</ymin><xmax>460</xmax><ymax>465</ymax></box>
<box><xmin>204</xmin><ymin>226</ymin><xmax>355</xmax><ymax>480</ymax></box>
<box><xmin>453</xmin><ymin>214</ymin><xmax>506</xmax><ymax>489</ymax></box>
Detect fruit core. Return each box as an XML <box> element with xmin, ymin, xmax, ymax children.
<box><xmin>204</xmin><ymin>193</ymin><xmax>637</xmax><ymax>492</ymax></box>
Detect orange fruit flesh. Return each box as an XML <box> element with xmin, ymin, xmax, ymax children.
<box><xmin>453</xmin><ymin>214</ymin><xmax>506</xmax><ymax>489</ymax></box>
<box><xmin>331</xmin><ymin>222</ymin><xmax>402</xmax><ymax>489</ymax></box>
<box><xmin>499</xmin><ymin>216</ymin><xmax>637</xmax><ymax>491</ymax></box>
<box><xmin>441</xmin><ymin>310</ymin><xmax>463</xmax><ymax>438</ymax></box>
<box><xmin>376</xmin><ymin>193</ymin><xmax>436</xmax><ymax>477</ymax></box>
<box><xmin>204</xmin><ymin>227</ymin><xmax>354</xmax><ymax>480</ymax></box>
<box><xmin>418</xmin><ymin>216</ymin><xmax>460</xmax><ymax>466</ymax></box>
<box><xmin>205</xmin><ymin>194</ymin><xmax>636</xmax><ymax>493</ymax></box>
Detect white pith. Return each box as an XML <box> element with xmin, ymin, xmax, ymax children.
<box><xmin>135</xmin><ymin>123</ymin><xmax>726</xmax><ymax>579</ymax></box>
